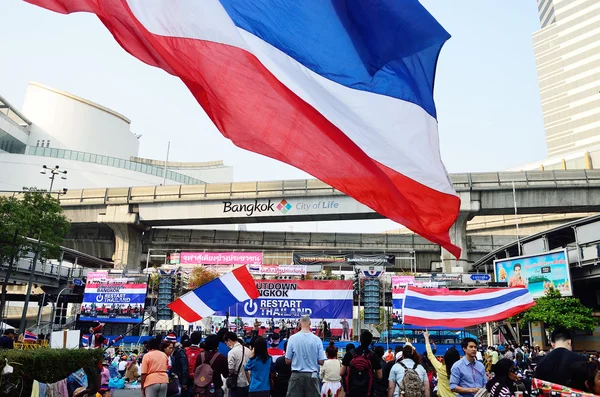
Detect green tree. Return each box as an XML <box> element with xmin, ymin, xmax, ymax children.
<box><xmin>520</xmin><ymin>288</ymin><xmax>598</xmax><ymax>332</ymax></box>
<box><xmin>0</xmin><ymin>189</ymin><xmax>71</xmax><ymax>322</ymax></box>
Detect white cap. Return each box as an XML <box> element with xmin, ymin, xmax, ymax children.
<box><xmin>396</xmin><ymin>352</ymin><xmax>403</xmax><ymax>361</ymax></box>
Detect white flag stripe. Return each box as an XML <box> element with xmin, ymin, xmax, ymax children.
<box><xmin>220</xmin><ymin>272</ymin><xmax>250</xmax><ymax>302</ymax></box>
<box><xmin>84</xmin><ymin>288</ymin><xmax>147</xmax><ymax>294</ymax></box>
<box><xmin>405</xmin><ymin>288</ymin><xmax>526</xmax><ymax>302</ymax></box>
<box><xmin>258</xmin><ymin>290</ymin><xmax>352</xmax><ymax>300</ymax></box>
<box><xmin>181</xmin><ymin>291</ymin><xmax>215</xmax><ymax>317</ymax></box>
<box><xmin>403</xmin><ymin>294</ymin><xmax>534</xmax><ymax>320</ymax></box>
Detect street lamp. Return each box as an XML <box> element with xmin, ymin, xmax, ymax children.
<box><xmin>40</xmin><ymin>165</ymin><xmax>67</xmax><ymax>194</ymax></box>
<box><xmin>18</xmin><ymin>165</ymin><xmax>68</xmax><ymax>335</ymax></box>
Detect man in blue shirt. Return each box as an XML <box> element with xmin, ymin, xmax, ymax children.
<box><xmin>450</xmin><ymin>338</ymin><xmax>487</xmax><ymax>397</ymax></box>
<box><xmin>285</xmin><ymin>315</ymin><xmax>326</xmax><ymax>397</ymax></box>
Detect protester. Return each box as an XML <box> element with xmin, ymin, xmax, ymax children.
<box><xmin>341</xmin><ymin>330</ymin><xmax>382</xmax><ymax>397</ymax></box>
<box><xmin>118</xmin><ymin>356</ymin><xmax>128</xmax><ymax>377</ymax></box>
<box><xmin>321</xmin><ymin>342</ymin><xmax>343</xmax><ymax>397</ymax></box>
<box><xmin>485</xmin><ymin>359</ymin><xmax>518</xmax><ymax>397</ymax></box>
<box><xmin>244</xmin><ymin>336</ymin><xmax>272</xmax><ymax>397</ymax></box>
<box><xmin>141</xmin><ymin>337</ymin><xmax>169</xmax><ymax>397</ymax></box>
<box><xmin>568</xmin><ymin>361</ymin><xmax>600</xmax><ymax>394</ymax></box>
<box><xmin>101</xmin><ymin>361</ymin><xmax>111</xmax><ymax>385</ymax></box>
<box><xmin>450</xmin><ymin>338</ymin><xmax>486</xmax><ymax>397</ymax></box>
<box><xmin>423</xmin><ymin>331</ymin><xmax>458</xmax><ymax>397</ymax></box>
<box><xmin>373</xmin><ymin>346</ymin><xmax>388</xmax><ymax>397</ymax></box>
<box><xmin>388</xmin><ymin>344</ymin><xmax>429</xmax><ymax>397</ymax></box>
<box><xmin>285</xmin><ymin>315</ymin><xmax>326</xmax><ymax>397</ymax></box>
<box><xmin>533</xmin><ymin>328</ymin><xmax>586</xmax><ymax>386</ymax></box>
<box><xmin>0</xmin><ymin>329</ymin><xmax>15</xmax><ymax>349</ymax></box>
<box><xmin>193</xmin><ymin>334</ymin><xmax>228</xmax><ymax>397</ymax></box>
<box><xmin>125</xmin><ymin>356</ymin><xmax>140</xmax><ymax>381</ymax></box>
<box><xmin>170</xmin><ymin>341</ymin><xmax>189</xmax><ymax>397</ymax></box>
<box><xmin>383</xmin><ymin>348</ymin><xmax>394</xmax><ymax>363</ymax></box>
<box><xmin>224</xmin><ymin>331</ymin><xmax>251</xmax><ymax>397</ymax></box>
<box><xmin>383</xmin><ymin>345</ymin><xmax>404</xmax><ymax>387</ymax></box>
<box><xmin>272</xmin><ymin>341</ymin><xmax>292</xmax><ymax>397</ymax></box>
<box><xmin>186</xmin><ymin>331</ymin><xmax>204</xmax><ymax>394</ymax></box>
<box><xmin>341</xmin><ymin>319</ymin><xmax>350</xmax><ymax>340</ymax></box>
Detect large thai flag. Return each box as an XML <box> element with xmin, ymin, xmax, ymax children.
<box><xmin>168</xmin><ymin>266</ymin><xmax>259</xmax><ymax>322</ymax></box>
<box><xmin>25</xmin><ymin>0</ymin><xmax>461</xmax><ymax>256</ymax></box>
<box><xmin>402</xmin><ymin>286</ymin><xmax>536</xmax><ymax>328</ymax></box>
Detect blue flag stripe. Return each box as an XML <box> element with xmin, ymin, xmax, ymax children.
<box><xmin>218</xmin><ymin>0</ymin><xmax>449</xmax><ymax>119</ymax></box>
<box><xmin>193</xmin><ymin>277</ymin><xmax>240</xmax><ymax>311</ymax></box>
<box><xmin>404</xmin><ymin>289</ymin><xmax>528</xmax><ymax>313</ymax></box>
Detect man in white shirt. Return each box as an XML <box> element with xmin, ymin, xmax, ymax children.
<box><xmin>224</xmin><ymin>332</ymin><xmax>251</xmax><ymax>397</ymax></box>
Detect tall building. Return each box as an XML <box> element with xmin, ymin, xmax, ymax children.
<box><xmin>533</xmin><ymin>0</ymin><xmax>600</xmax><ymax>157</ymax></box>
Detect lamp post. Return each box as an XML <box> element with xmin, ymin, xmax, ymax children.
<box><xmin>18</xmin><ymin>165</ymin><xmax>67</xmax><ymax>336</ymax></box>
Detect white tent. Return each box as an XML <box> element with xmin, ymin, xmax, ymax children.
<box><xmin>0</xmin><ymin>322</ymin><xmax>15</xmax><ymax>332</ymax></box>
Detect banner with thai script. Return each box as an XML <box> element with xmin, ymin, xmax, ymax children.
<box><xmin>180</xmin><ymin>252</ymin><xmax>263</xmax><ymax>265</ymax></box>
<box><xmin>214</xmin><ymin>280</ymin><xmax>352</xmax><ymax>329</ymax></box>
<box><xmin>248</xmin><ymin>264</ymin><xmax>307</xmax><ymax>276</ymax></box>
<box><xmin>494</xmin><ymin>249</ymin><xmax>572</xmax><ymax>298</ymax></box>
<box><xmin>80</xmin><ymin>274</ymin><xmax>148</xmax><ymax>323</ymax></box>
<box><xmin>293</xmin><ymin>252</ymin><xmax>394</xmax><ymax>266</ymax></box>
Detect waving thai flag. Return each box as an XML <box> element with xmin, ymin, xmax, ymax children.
<box><xmin>402</xmin><ymin>287</ymin><xmax>535</xmax><ymax>328</ymax></box>
<box><xmin>169</xmin><ymin>266</ymin><xmax>259</xmax><ymax>323</ymax></box>
<box><xmin>24</xmin><ymin>0</ymin><xmax>461</xmax><ymax>256</ymax></box>
<box><xmin>24</xmin><ymin>330</ymin><xmax>38</xmax><ymax>342</ymax></box>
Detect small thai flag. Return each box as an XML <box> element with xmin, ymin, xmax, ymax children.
<box><xmin>82</xmin><ymin>334</ymin><xmax>89</xmax><ymax>347</ymax></box>
<box><xmin>24</xmin><ymin>330</ymin><xmax>38</xmax><ymax>342</ymax></box>
<box><xmin>169</xmin><ymin>266</ymin><xmax>259</xmax><ymax>323</ymax></box>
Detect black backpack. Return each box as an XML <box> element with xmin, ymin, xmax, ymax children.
<box><xmin>345</xmin><ymin>350</ymin><xmax>374</xmax><ymax>396</ymax></box>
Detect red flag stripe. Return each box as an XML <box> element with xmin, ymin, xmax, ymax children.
<box><xmin>233</xmin><ymin>266</ymin><xmax>260</xmax><ymax>300</ymax></box>
<box><xmin>168</xmin><ymin>299</ymin><xmax>202</xmax><ymax>323</ymax></box>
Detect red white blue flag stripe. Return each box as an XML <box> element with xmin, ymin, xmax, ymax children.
<box><xmin>402</xmin><ymin>286</ymin><xmax>536</xmax><ymax>328</ymax></box>
<box><xmin>168</xmin><ymin>266</ymin><xmax>259</xmax><ymax>323</ymax></box>
<box><xmin>24</xmin><ymin>0</ymin><xmax>461</xmax><ymax>256</ymax></box>
<box><xmin>24</xmin><ymin>330</ymin><xmax>38</xmax><ymax>342</ymax></box>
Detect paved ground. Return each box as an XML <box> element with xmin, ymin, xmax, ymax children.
<box><xmin>114</xmin><ymin>388</ymin><xmax>142</xmax><ymax>397</ymax></box>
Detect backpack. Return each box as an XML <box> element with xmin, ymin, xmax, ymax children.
<box><xmin>194</xmin><ymin>352</ymin><xmax>220</xmax><ymax>397</ymax></box>
<box><xmin>397</xmin><ymin>362</ymin><xmax>425</xmax><ymax>397</ymax></box>
<box><xmin>345</xmin><ymin>350</ymin><xmax>374</xmax><ymax>397</ymax></box>
<box><xmin>186</xmin><ymin>346</ymin><xmax>203</xmax><ymax>378</ymax></box>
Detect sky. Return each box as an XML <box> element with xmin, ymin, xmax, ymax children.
<box><xmin>0</xmin><ymin>1</ymin><xmax>547</xmax><ymax>233</ymax></box>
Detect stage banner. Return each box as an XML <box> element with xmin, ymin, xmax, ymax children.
<box><xmin>214</xmin><ymin>280</ymin><xmax>352</xmax><ymax>329</ymax></box>
<box><xmin>391</xmin><ymin>276</ymin><xmax>405</xmax><ymax>324</ymax></box>
<box><xmin>80</xmin><ymin>273</ymin><xmax>148</xmax><ymax>324</ymax></box>
<box><xmin>293</xmin><ymin>252</ymin><xmax>394</xmax><ymax>266</ymax></box>
<box><xmin>180</xmin><ymin>251</ymin><xmax>263</xmax><ymax>265</ymax></box>
<box><xmin>493</xmin><ymin>249</ymin><xmax>572</xmax><ymax>298</ymax></box>
<box><xmin>248</xmin><ymin>264</ymin><xmax>307</xmax><ymax>276</ymax></box>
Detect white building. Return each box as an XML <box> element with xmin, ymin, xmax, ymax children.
<box><xmin>0</xmin><ymin>82</ymin><xmax>232</xmax><ymax>192</ymax></box>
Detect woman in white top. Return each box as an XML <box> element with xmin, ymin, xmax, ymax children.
<box><xmin>321</xmin><ymin>342</ymin><xmax>342</xmax><ymax>397</ymax></box>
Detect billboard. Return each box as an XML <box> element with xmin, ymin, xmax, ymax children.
<box><xmin>179</xmin><ymin>252</ymin><xmax>263</xmax><ymax>265</ymax></box>
<box><xmin>494</xmin><ymin>249</ymin><xmax>572</xmax><ymax>298</ymax></box>
<box><xmin>293</xmin><ymin>252</ymin><xmax>394</xmax><ymax>267</ymax></box>
<box><xmin>214</xmin><ymin>280</ymin><xmax>352</xmax><ymax>329</ymax></box>
<box><xmin>80</xmin><ymin>273</ymin><xmax>148</xmax><ymax>323</ymax></box>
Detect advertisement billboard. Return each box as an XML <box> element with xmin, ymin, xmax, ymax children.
<box><xmin>493</xmin><ymin>249</ymin><xmax>572</xmax><ymax>298</ymax></box>
<box><xmin>292</xmin><ymin>252</ymin><xmax>394</xmax><ymax>267</ymax></box>
<box><xmin>80</xmin><ymin>273</ymin><xmax>148</xmax><ymax>323</ymax></box>
<box><xmin>180</xmin><ymin>252</ymin><xmax>263</xmax><ymax>265</ymax></box>
<box><xmin>214</xmin><ymin>280</ymin><xmax>352</xmax><ymax>330</ymax></box>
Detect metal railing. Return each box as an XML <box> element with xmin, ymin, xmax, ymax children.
<box><xmin>27</xmin><ymin>146</ymin><xmax>205</xmax><ymax>185</ymax></box>
<box><xmin>4</xmin><ymin>256</ymin><xmax>85</xmax><ymax>280</ymax></box>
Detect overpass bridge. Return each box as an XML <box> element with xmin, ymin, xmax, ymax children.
<box><xmin>6</xmin><ymin>170</ymin><xmax>599</xmax><ymax>271</ymax></box>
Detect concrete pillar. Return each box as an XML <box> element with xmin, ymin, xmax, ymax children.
<box><xmin>106</xmin><ymin>223</ymin><xmax>143</xmax><ymax>270</ymax></box>
<box><xmin>98</xmin><ymin>205</ymin><xmax>143</xmax><ymax>270</ymax></box>
<box><xmin>440</xmin><ymin>191</ymin><xmax>480</xmax><ymax>273</ymax></box>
